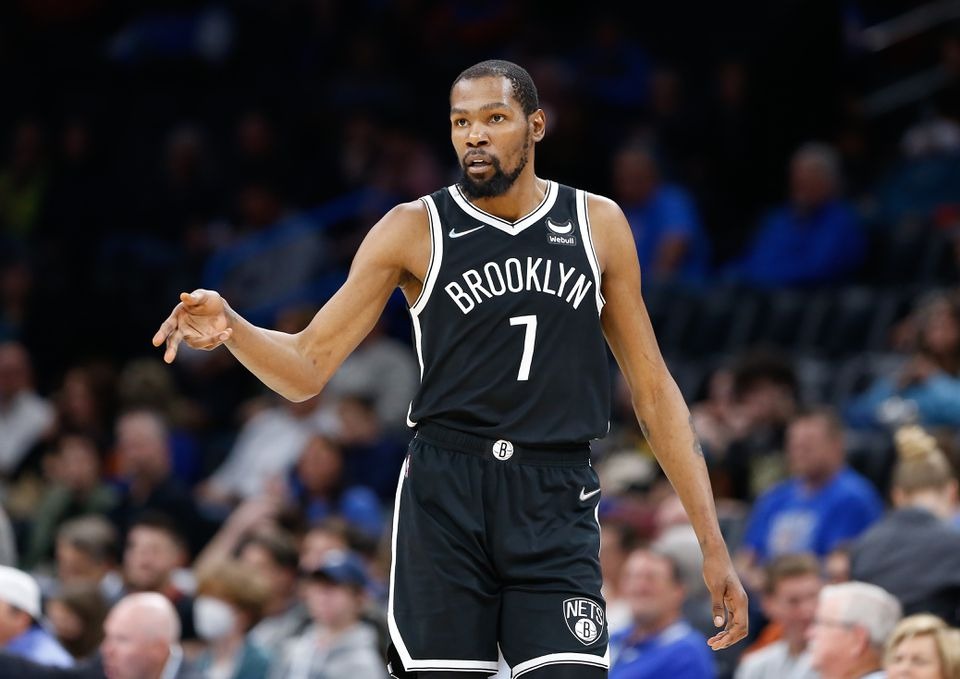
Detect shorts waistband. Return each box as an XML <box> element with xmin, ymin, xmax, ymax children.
<box><xmin>414</xmin><ymin>422</ymin><xmax>591</xmax><ymax>465</ymax></box>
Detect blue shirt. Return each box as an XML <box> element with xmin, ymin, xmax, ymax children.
<box><xmin>5</xmin><ymin>625</ymin><xmax>74</xmax><ymax>668</ymax></box>
<box><xmin>624</xmin><ymin>184</ymin><xmax>710</xmax><ymax>285</ymax></box>
<box><xmin>728</xmin><ymin>199</ymin><xmax>865</xmax><ymax>287</ymax></box>
<box><xmin>744</xmin><ymin>467</ymin><xmax>883</xmax><ymax>561</ymax></box>
<box><xmin>610</xmin><ymin>621</ymin><xmax>715</xmax><ymax>679</ymax></box>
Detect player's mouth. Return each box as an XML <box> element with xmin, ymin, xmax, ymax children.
<box><xmin>464</xmin><ymin>153</ymin><xmax>494</xmax><ymax>176</ymax></box>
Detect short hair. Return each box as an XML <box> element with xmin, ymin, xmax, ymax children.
<box><xmin>731</xmin><ymin>350</ymin><xmax>798</xmax><ymax>401</ymax></box>
<box><xmin>820</xmin><ymin>582</ymin><xmax>902</xmax><ymax>648</ymax></box>
<box><xmin>763</xmin><ymin>552</ymin><xmax>821</xmax><ymax>595</ymax></box>
<box><xmin>57</xmin><ymin>515</ymin><xmax>119</xmax><ymax>564</ymax></box>
<box><xmin>892</xmin><ymin>425</ymin><xmax>954</xmax><ymax>493</ymax></box>
<box><xmin>128</xmin><ymin>512</ymin><xmax>188</xmax><ymax>554</ymax></box>
<box><xmin>195</xmin><ymin>559</ymin><xmax>270</xmax><ymax>628</ymax></box>
<box><xmin>884</xmin><ymin>614</ymin><xmax>960</xmax><ymax>675</ymax></box>
<box><xmin>791</xmin><ymin>405</ymin><xmax>844</xmax><ymax>440</ymax></box>
<box><xmin>238</xmin><ymin>529</ymin><xmax>300</xmax><ymax>572</ymax></box>
<box><xmin>452</xmin><ymin>60</ymin><xmax>540</xmax><ymax>115</ymax></box>
<box><xmin>629</xmin><ymin>547</ymin><xmax>684</xmax><ymax>586</ymax></box>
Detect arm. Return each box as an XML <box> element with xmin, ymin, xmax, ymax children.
<box><xmin>589</xmin><ymin>194</ymin><xmax>748</xmax><ymax>650</ymax></box>
<box><xmin>153</xmin><ymin>202</ymin><xmax>429</xmax><ymax>401</ymax></box>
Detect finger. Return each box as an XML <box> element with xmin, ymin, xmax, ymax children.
<box><xmin>184</xmin><ymin>329</ymin><xmax>232</xmax><ymax>349</ymax></box>
<box><xmin>163</xmin><ymin>330</ymin><xmax>183</xmax><ymax>364</ymax></box>
<box><xmin>180</xmin><ymin>289</ymin><xmax>206</xmax><ymax>307</ymax></box>
<box><xmin>711</xmin><ymin>593</ymin><xmax>727</xmax><ymax>630</ymax></box>
<box><xmin>723</xmin><ymin>589</ymin><xmax>749</xmax><ymax>644</ymax></box>
<box><xmin>152</xmin><ymin>310</ymin><xmax>180</xmax><ymax>347</ymax></box>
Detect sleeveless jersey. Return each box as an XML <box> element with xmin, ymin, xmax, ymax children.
<box><xmin>406</xmin><ymin>180</ymin><xmax>611</xmax><ymax>444</ymax></box>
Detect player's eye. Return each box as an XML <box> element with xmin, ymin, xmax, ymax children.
<box><xmin>454</xmin><ymin>118</ymin><xmax>468</xmax><ymax>127</ymax></box>
<box><xmin>490</xmin><ymin>114</ymin><xmax>505</xmax><ymax>123</ymax></box>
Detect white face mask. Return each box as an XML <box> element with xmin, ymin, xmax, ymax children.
<box><xmin>193</xmin><ymin>596</ymin><xmax>237</xmax><ymax>641</ymax></box>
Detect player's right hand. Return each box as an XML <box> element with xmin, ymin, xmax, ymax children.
<box><xmin>152</xmin><ymin>289</ymin><xmax>233</xmax><ymax>364</ymax></box>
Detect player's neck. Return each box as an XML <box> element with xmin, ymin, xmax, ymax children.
<box><xmin>468</xmin><ymin>174</ymin><xmax>547</xmax><ymax>222</ymax></box>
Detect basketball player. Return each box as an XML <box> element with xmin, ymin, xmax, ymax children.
<box><xmin>153</xmin><ymin>60</ymin><xmax>747</xmax><ymax>678</ymax></box>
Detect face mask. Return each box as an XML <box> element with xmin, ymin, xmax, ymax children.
<box><xmin>193</xmin><ymin>596</ymin><xmax>237</xmax><ymax>641</ymax></box>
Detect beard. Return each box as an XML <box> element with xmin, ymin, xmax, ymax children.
<box><xmin>458</xmin><ymin>137</ymin><xmax>530</xmax><ymax>199</ymax></box>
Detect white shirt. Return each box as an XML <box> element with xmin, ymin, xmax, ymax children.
<box><xmin>0</xmin><ymin>391</ymin><xmax>54</xmax><ymax>473</ymax></box>
<box><xmin>735</xmin><ymin>640</ymin><xmax>820</xmax><ymax>679</ymax></box>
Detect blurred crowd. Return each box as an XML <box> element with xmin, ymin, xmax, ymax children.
<box><xmin>1</xmin><ymin>1</ymin><xmax>960</xmax><ymax>678</ymax></box>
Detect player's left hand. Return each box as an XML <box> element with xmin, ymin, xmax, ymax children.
<box><xmin>702</xmin><ymin>551</ymin><xmax>749</xmax><ymax>650</ymax></box>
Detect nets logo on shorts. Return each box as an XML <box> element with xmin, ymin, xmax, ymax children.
<box><xmin>563</xmin><ymin>597</ymin><xmax>605</xmax><ymax>645</ymax></box>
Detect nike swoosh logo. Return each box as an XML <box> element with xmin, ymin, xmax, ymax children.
<box><xmin>579</xmin><ymin>487</ymin><xmax>601</xmax><ymax>502</ymax></box>
<box><xmin>449</xmin><ymin>225</ymin><xmax>485</xmax><ymax>238</ymax></box>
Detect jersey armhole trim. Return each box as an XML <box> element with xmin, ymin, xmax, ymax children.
<box><xmin>576</xmin><ymin>189</ymin><xmax>605</xmax><ymax>314</ymax></box>
<box><xmin>410</xmin><ymin>195</ymin><xmax>444</xmax><ymax>316</ymax></box>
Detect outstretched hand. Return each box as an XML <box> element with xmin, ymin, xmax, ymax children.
<box><xmin>152</xmin><ymin>289</ymin><xmax>233</xmax><ymax>363</ymax></box>
<box><xmin>703</xmin><ymin>551</ymin><xmax>749</xmax><ymax>650</ymax></box>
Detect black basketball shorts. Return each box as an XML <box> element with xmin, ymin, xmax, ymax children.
<box><xmin>387</xmin><ymin>422</ymin><xmax>609</xmax><ymax>678</ymax></box>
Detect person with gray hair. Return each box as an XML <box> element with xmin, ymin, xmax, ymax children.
<box><xmin>724</xmin><ymin>140</ymin><xmax>865</xmax><ymax>287</ymax></box>
<box><xmin>806</xmin><ymin>581</ymin><xmax>903</xmax><ymax>679</ymax></box>
<box><xmin>100</xmin><ymin>592</ymin><xmax>199</xmax><ymax>679</ymax></box>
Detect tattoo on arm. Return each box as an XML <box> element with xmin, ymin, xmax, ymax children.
<box><xmin>689</xmin><ymin>415</ymin><xmax>704</xmax><ymax>457</ymax></box>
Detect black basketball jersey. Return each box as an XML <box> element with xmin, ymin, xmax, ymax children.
<box><xmin>406</xmin><ymin>180</ymin><xmax>611</xmax><ymax>444</ymax></box>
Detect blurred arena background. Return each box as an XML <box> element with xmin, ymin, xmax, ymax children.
<box><xmin>0</xmin><ymin>1</ymin><xmax>958</xmax><ymax>678</ymax></box>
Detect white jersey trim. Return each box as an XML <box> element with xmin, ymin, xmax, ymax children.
<box><xmin>410</xmin><ymin>195</ymin><xmax>444</xmax><ymax>316</ymax></box>
<box><xmin>512</xmin><ymin>650</ymin><xmax>610</xmax><ymax>678</ymax></box>
<box><xmin>386</xmin><ymin>466</ymin><xmax>500</xmax><ymax>674</ymax></box>
<box><xmin>576</xmin><ymin>189</ymin><xmax>605</xmax><ymax>314</ymax></box>
<box><xmin>448</xmin><ymin>180</ymin><xmax>558</xmax><ymax>235</ymax></box>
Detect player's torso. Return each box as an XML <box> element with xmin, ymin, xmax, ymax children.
<box><xmin>407</xmin><ymin>181</ymin><xmax>611</xmax><ymax>444</ymax></box>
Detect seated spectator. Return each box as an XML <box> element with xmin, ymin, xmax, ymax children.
<box><xmin>121</xmin><ymin>513</ymin><xmax>196</xmax><ymax>641</ymax></box>
<box><xmin>807</xmin><ymin>582</ymin><xmax>902</xmax><ymax>679</ymax></box>
<box><xmin>850</xmin><ymin>426</ymin><xmax>960</xmax><ymax>625</ymax></box>
<box><xmin>0</xmin><ymin>566</ymin><xmax>73</xmax><ymax>667</ymax></box>
<box><xmin>54</xmin><ymin>515</ymin><xmax>123</xmax><ymax>604</ymax></box>
<box><xmin>45</xmin><ymin>583</ymin><xmax>108</xmax><ymax>661</ymax></box>
<box><xmin>725</xmin><ymin>142</ymin><xmax>866</xmax><ymax>288</ymax></box>
<box><xmin>735</xmin><ymin>553</ymin><xmax>821</xmax><ymax>679</ymax></box>
<box><xmin>24</xmin><ymin>433</ymin><xmax>119</xmax><ymax>569</ymax></box>
<box><xmin>197</xmin><ymin>394</ymin><xmax>325</xmax><ymax>509</ymax></box>
<box><xmin>238</xmin><ymin>530</ymin><xmax>312</xmax><ymax>649</ymax></box>
<box><xmin>0</xmin><ymin>340</ymin><xmax>54</xmax><ymax>475</ymax></box>
<box><xmin>270</xmin><ymin>550</ymin><xmax>387</xmax><ymax>679</ymax></box>
<box><xmin>331</xmin><ymin>394</ymin><xmax>408</xmax><ymax>502</ymax></box>
<box><xmin>288</xmin><ymin>434</ymin><xmax>384</xmax><ymax>544</ymax></box>
<box><xmin>609</xmin><ymin>548</ymin><xmax>715</xmax><ymax>679</ymax></box>
<box><xmin>191</xmin><ymin>560</ymin><xmax>272</xmax><ymax>679</ymax></box>
<box><xmin>611</xmin><ymin>144</ymin><xmax>710</xmax><ymax>286</ymax></box>
<box><xmin>110</xmin><ymin>409</ymin><xmax>209</xmax><ymax>554</ymax></box>
<box><xmin>884</xmin><ymin>614</ymin><xmax>960</xmax><ymax>679</ymax></box>
<box><xmin>736</xmin><ymin>408</ymin><xmax>883</xmax><ymax>592</ymax></box>
<box><xmin>101</xmin><ymin>592</ymin><xmax>198</xmax><ymax>679</ymax></box>
<box><xmin>846</xmin><ymin>292</ymin><xmax>960</xmax><ymax>429</ymax></box>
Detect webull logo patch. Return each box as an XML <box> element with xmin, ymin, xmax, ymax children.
<box><xmin>547</xmin><ymin>233</ymin><xmax>576</xmax><ymax>247</ymax></box>
<box><xmin>563</xmin><ymin>597</ymin><xmax>605</xmax><ymax>645</ymax></box>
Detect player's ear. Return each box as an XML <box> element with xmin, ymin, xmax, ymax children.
<box><xmin>530</xmin><ymin>109</ymin><xmax>546</xmax><ymax>142</ymax></box>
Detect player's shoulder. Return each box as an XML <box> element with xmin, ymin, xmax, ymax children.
<box><xmin>369</xmin><ymin>199</ymin><xmax>430</xmax><ymax>241</ymax></box>
<box><xmin>581</xmin><ymin>191</ymin><xmax>628</xmax><ymax>224</ymax></box>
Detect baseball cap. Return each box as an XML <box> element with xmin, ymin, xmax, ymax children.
<box><xmin>306</xmin><ymin>550</ymin><xmax>369</xmax><ymax>589</ymax></box>
<box><xmin>0</xmin><ymin>566</ymin><xmax>41</xmax><ymax>619</ymax></box>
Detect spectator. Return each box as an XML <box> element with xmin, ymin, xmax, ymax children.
<box><xmin>610</xmin><ymin>143</ymin><xmax>710</xmax><ymax>287</ymax></box>
<box><xmin>121</xmin><ymin>513</ymin><xmax>196</xmax><ymax>640</ymax></box>
<box><xmin>884</xmin><ymin>614</ymin><xmax>960</xmax><ymax>679</ymax></box>
<box><xmin>735</xmin><ymin>553</ymin><xmax>822</xmax><ymax>679</ymax></box>
<box><xmin>0</xmin><ymin>565</ymin><xmax>73</xmax><ymax>667</ymax></box>
<box><xmin>191</xmin><ymin>560</ymin><xmax>272</xmax><ymax>679</ymax></box>
<box><xmin>726</xmin><ymin>142</ymin><xmax>866</xmax><ymax>287</ymax></box>
<box><xmin>609</xmin><ymin>548</ymin><xmax>715</xmax><ymax>679</ymax></box>
<box><xmin>846</xmin><ymin>292</ymin><xmax>960</xmax><ymax>429</ymax></box>
<box><xmin>807</xmin><ymin>582</ymin><xmax>902</xmax><ymax>679</ymax></box>
<box><xmin>238</xmin><ymin>530</ymin><xmax>311</xmax><ymax>649</ymax></box>
<box><xmin>0</xmin><ymin>120</ymin><xmax>48</xmax><ymax>242</ymax></box>
<box><xmin>737</xmin><ymin>407</ymin><xmax>883</xmax><ymax>591</ymax></box>
<box><xmin>101</xmin><ymin>592</ymin><xmax>199</xmax><ymax>679</ymax></box>
<box><xmin>24</xmin><ymin>433</ymin><xmax>119</xmax><ymax>569</ymax></box>
<box><xmin>270</xmin><ymin>550</ymin><xmax>387</xmax><ymax>679</ymax></box>
<box><xmin>45</xmin><ymin>583</ymin><xmax>109</xmax><ymax>661</ymax></box>
<box><xmin>110</xmin><ymin>410</ymin><xmax>208</xmax><ymax>553</ymax></box>
<box><xmin>850</xmin><ymin>426</ymin><xmax>960</xmax><ymax>625</ymax></box>
<box><xmin>0</xmin><ymin>340</ymin><xmax>54</xmax><ymax>475</ymax></box>
<box><xmin>54</xmin><ymin>516</ymin><xmax>123</xmax><ymax>604</ymax></box>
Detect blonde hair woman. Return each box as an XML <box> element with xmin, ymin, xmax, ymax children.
<box><xmin>850</xmin><ymin>426</ymin><xmax>960</xmax><ymax>625</ymax></box>
<box><xmin>885</xmin><ymin>614</ymin><xmax>960</xmax><ymax>679</ymax></box>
